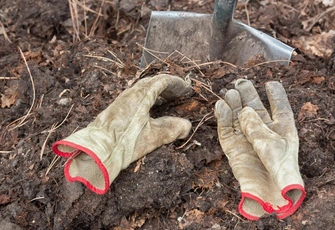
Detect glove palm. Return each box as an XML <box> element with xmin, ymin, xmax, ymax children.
<box><xmin>215</xmin><ymin>79</ymin><xmax>305</xmax><ymax>220</ymax></box>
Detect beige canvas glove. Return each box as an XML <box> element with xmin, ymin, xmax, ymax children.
<box><xmin>52</xmin><ymin>74</ymin><xmax>192</xmax><ymax>194</ymax></box>
<box><xmin>214</xmin><ymin>79</ymin><xmax>305</xmax><ymax>220</ymax></box>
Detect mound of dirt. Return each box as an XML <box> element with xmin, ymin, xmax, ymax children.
<box><xmin>0</xmin><ymin>0</ymin><xmax>334</xmax><ymax>229</ymax></box>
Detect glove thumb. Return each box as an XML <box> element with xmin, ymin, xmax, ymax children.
<box><xmin>132</xmin><ymin>116</ymin><xmax>192</xmax><ymax>161</ymax></box>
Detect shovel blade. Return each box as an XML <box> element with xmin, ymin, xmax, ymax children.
<box><xmin>141</xmin><ymin>10</ymin><xmax>294</xmax><ymax>67</ymax></box>
<box><xmin>140</xmin><ymin>11</ymin><xmax>212</xmax><ymax>68</ymax></box>
<box><xmin>215</xmin><ymin>21</ymin><xmax>294</xmax><ymax>65</ymax></box>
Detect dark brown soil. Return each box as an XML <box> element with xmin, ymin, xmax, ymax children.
<box><xmin>0</xmin><ymin>0</ymin><xmax>334</xmax><ymax>229</ymax></box>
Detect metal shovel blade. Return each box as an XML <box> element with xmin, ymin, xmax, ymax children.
<box><xmin>140</xmin><ymin>0</ymin><xmax>294</xmax><ymax>68</ymax></box>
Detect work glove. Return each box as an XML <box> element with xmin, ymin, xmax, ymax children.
<box><xmin>52</xmin><ymin>74</ymin><xmax>192</xmax><ymax>194</ymax></box>
<box><xmin>214</xmin><ymin>79</ymin><xmax>305</xmax><ymax>220</ymax></box>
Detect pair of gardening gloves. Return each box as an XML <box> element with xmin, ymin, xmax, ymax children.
<box><xmin>52</xmin><ymin>74</ymin><xmax>305</xmax><ymax>220</ymax></box>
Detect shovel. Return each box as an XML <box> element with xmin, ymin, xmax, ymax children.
<box><xmin>140</xmin><ymin>0</ymin><xmax>294</xmax><ymax>67</ymax></box>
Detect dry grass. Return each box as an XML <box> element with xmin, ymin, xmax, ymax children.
<box><xmin>0</xmin><ymin>21</ymin><xmax>12</xmax><ymax>43</ymax></box>
<box><xmin>9</xmin><ymin>47</ymin><xmax>36</xmax><ymax>130</ymax></box>
<box><xmin>177</xmin><ymin>111</ymin><xmax>214</xmax><ymax>150</ymax></box>
<box><xmin>67</xmin><ymin>0</ymin><xmax>105</xmax><ymax>41</ymax></box>
<box><xmin>84</xmin><ymin>54</ymin><xmax>124</xmax><ymax>68</ymax></box>
<box><xmin>88</xmin><ymin>0</ymin><xmax>106</xmax><ymax>36</ymax></box>
<box><xmin>0</xmin><ymin>77</ymin><xmax>19</xmax><ymax>80</ymax></box>
<box><xmin>302</xmin><ymin>5</ymin><xmax>335</xmax><ymax>31</ymax></box>
<box><xmin>0</xmin><ymin>11</ymin><xmax>12</xmax><ymax>43</ymax></box>
<box><xmin>68</xmin><ymin>0</ymin><xmax>81</xmax><ymax>42</ymax></box>
<box><xmin>0</xmin><ymin>151</ymin><xmax>12</xmax><ymax>154</ymax></box>
<box><xmin>40</xmin><ymin>104</ymin><xmax>74</xmax><ymax>160</ymax></box>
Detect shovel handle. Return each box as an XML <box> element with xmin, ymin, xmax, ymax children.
<box><xmin>213</xmin><ymin>0</ymin><xmax>237</xmax><ymax>29</ymax></box>
<box><xmin>210</xmin><ymin>0</ymin><xmax>237</xmax><ymax>61</ymax></box>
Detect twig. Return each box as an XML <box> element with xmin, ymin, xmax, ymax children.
<box><xmin>7</xmin><ymin>114</ymin><xmax>34</xmax><ymax>132</ymax></box>
<box><xmin>40</xmin><ymin>104</ymin><xmax>74</xmax><ymax>160</ymax></box>
<box><xmin>190</xmin><ymin>77</ymin><xmax>223</xmax><ymax>100</ymax></box>
<box><xmin>187</xmin><ymin>60</ymin><xmax>237</xmax><ymax>69</ymax></box>
<box><xmin>177</xmin><ymin>112</ymin><xmax>214</xmax><ymax>149</ymax></box>
<box><xmin>279</xmin><ymin>2</ymin><xmax>299</xmax><ymax>13</ymax></box>
<box><xmin>245</xmin><ymin>0</ymin><xmax>250</xmax><ymax>26</ymax></box>
<box><xmin>40</xmin><ymin>123</ymin><xmax>56</xmax><ymax>160</ymax></box>
<box><xmin>140</xmin><ymin>45</ymin><xmax>170</xmax><ymax>67</ymax></box>
<box><xmin>0</xmin><ymin>21</ymin><xmax>12</xmax><ymax>43</ymax></box>
<box><xmin>84</xmin><ymin>54</ymin><xmax>124</xmax><ymax>68</ymax></box>
<box><xmin>83</xmin><ymin>0</ymin><xmax>88</xmax><ymax>36</ymax></box>
<box><xmin>225</xmin><ymin>209</ymin><xmax>245</xmax><ymax>222</ymax></box>
<box><xmin>115</xmin><ymin>9</ymin><xmax>120</xmax><ymax>29</ymax></box>
<box><xmin>76</xmin><ymin>0</ymin><xmax>103</xmax><ymax>16</ymax></box>
<box><xmin>68</xmin><ymin>0</ymin><xmax>81</xmax><ymax>42</ymax></box>
<box><xmin>29</xmin><ymin>196</ymin><xmax>45</xmax><ymax>202</ymax></box>
<box><xmin>89</xmin><ymin>0</ymin><xmax>105</xmax><ymax>36</ymax></box>
<box><xmin>302</xmin><ymin>6</ymin><xmax>335</xmax><ymax>31</ymax></box>
<box><xmin>10</xmin><ymin>47</ymin><xmax>36</xmax><ymax>130</ymax></box>
<box><xmin>248</xmin><ymin>59</ymin><xmax>292</xmax><ymax>68</ymax></box>
<box><xmin>134</xmin><ymin>43</ymin><xmax>171</xmax><ymax>82</ymax></box>
<box><xmin>0</xmin><ymin>151</ymin><xmax>12</xmax><ymax>154</ymax></box>
<box><xmin>93</xmin><ymin>65</ymin><xmax>117</xmax><ymax>75</ymax></box>
<box><xmin>194</xmin><ymin>59</ymin><xmax>292</xmax><ymax>70</ymax></box>
<box><xmin>173</xmin><ymin>50</ymin><xmax>205</xmax><ymax>77</ymax></box>
<box><xmin>199</xmin><ymin>93</ymin><xmax>209</xmax><ymax>102</ymax></box>
<box><xmin>107</xmin><ymin>50</ymin><xmax>125</xmax><ymax>67</ymax></box>
<box><xmin>0</xmin><ymin>77</ymin><xmax>19</xmax><ymax>80</ymax></box>
<box><xmin>46</xmin><ymin>155</ymin><xmax>61</xmax><ymax>176</ymax></box>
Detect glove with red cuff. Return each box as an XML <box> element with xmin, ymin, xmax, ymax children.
<box><xmin>214</xmin><ymin>79</ymin><xmax>305</xmax><ymax>220</ymax></box>
<box><xmin>52</xmin><ymin>74</ymin><xmax>192</xmax><ymax>194</ymax></box>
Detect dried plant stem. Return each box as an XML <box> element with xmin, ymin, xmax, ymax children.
<box><xmin>10</xmin><ymin>47</ymin><xmax>36</xmax><ymax>130</ymax></box>
<box><xmin>0</xmin><ymin>77</ymin><xmax>19</xmax><ymax>80</ymax></box>
<box><xmin>68</xmin><ymin>0</ymin><xmax>81</xmax><ymax>42</ymax></box>
<box><xmin>177</xmin><ymin>112</ymin><xmax>214</xmax><ymax>149</ymax></box>
<box><xmin>40</xmin><ymin>104</ymin><xmax>74</xmax><ymax>160</ymax></box>
<box><xmin>0</xmin><ymin>21</ymin><xmax>12</xmax><ymax>43</ymax></box>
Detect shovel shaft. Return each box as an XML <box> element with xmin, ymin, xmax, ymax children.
<box><xmin>213</xmin><ymin>0</ymin><xmax>237</xmax><ymax>29</ymax></box>
<box><xmin>210</xmin><ymin>0</ymin><xmax>238</xmax><ymax>61</ymax></box>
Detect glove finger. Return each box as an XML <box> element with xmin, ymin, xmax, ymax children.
<box><xmin>238</xmin><ymin>107</ymin><xmax>285</xmax><ymax>170</ymax></box>
<box><xmin>265</xmin><ymin>81</ymin><xmax>294</xmax><ymax>125</ymax></box>
<box><xmin>214</xmin><ymin>100</ymin><xmax>234</xmax><ymax>140</ymax></box>
<box><xmin>235</xmin><ymin>79</ymin><xmax>272</xmax><ymax>124</ymax></box>
<box><xmin>135</xmin><ymin>74</ymin><xmax>192</xmax><ymax>102</ymax></box>
<box><xmin>114</xmin><ymin>74</ymin><xmax>192</xmax><ymax>116</ymax></box>
<box><xmin>224</xmin><ymin>89</ymin><xmax>242</xmax><ymax>132</ymax></box>
<box><xmin>133</xmin><ymin>116</ymin><xmax>192</xmax><ymax>160</ymax></box>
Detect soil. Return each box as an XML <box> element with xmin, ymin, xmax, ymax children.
<box><xmin>0</xmin><ymin>0</ymin><xmax>334</xmax><ymax>229</ymax></box>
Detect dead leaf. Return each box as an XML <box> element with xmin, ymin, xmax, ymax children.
<box><xmin>169</xmin><ymin>63</ymin><xmax>185</xmax><ymax>76</ymax></box>
<box><xmin>300</xmin><ymin>74</ymin><xmax>325</xmax><ymax>85</ymax></box>
<box><xmin>1</xmin><ymin>84</ymin><xmax>18</xmax><ymax>108</ymax></box>
<box><xmin>194</xmin><ymin>168</ymin><xmax>219</xmax><ymax>190</ymax></box>
<box><xmin>114</xmin><ymin>213</ymin><xmax>146</xmax><ymax>230</ymax></box>
<box><xmin>179</xmin><ymin>209</ymin><xmax>205</xmax><ymax>229</ymax></box>
<box><xmin>316</xmin><ymin>0</ymin><xmax>334</xmax><ymax>7</ymax></box>
<box><xmin>24</xmin><ymin>50</ymin><xmax>42</xmax><ymax>63</ymax></box>
<box><xmin>175</xmin><ymin>100</ymin><xmax>201</xmax><ymax>116</ymax></box>
<box><xmin>213</xmin><ymin>67</ymin><xmax>226</xmax><ymax>77</ymax></box>
<box><xmin>0</xmin><ymin>194</ymin><xmax>10</xmax><ymax>205</ymax></box>
<box><xmin>312</xmin><ymin>76</ymin><xmax>325</xmax><ymax>85</ymax></box>
<box><xmin>133</xmin><ymin>157</ymin><xmax>145</xmax><ymax>173</ymax></box>
<box><xmin>292</xmin><ymin>30</ymin><xmax>335</xmax><ymax>58</ymax></box>
<box><xmin>29</xmin><ymin>163</ymin><xmax>35</xmax><ymax>170</ymax></box>
<box><xmin>298</xmin><ymin>102</ymin><xmax>319</xmax><ymax>121</ymax></box>
<box><xmin>193</xmin><ymin>81</ymin><xmax>202</xmax><ymax>94</ymax></box>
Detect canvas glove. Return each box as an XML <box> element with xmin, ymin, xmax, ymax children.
<box><xmin>214</xmin><ymin>79</ymin><xmax>305</xmax><ymax>220</ymax></box>
<box><xmin>52</xmin><ymin>74</ymin><xmax>192</xmax><ymax>194</ymax></box>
